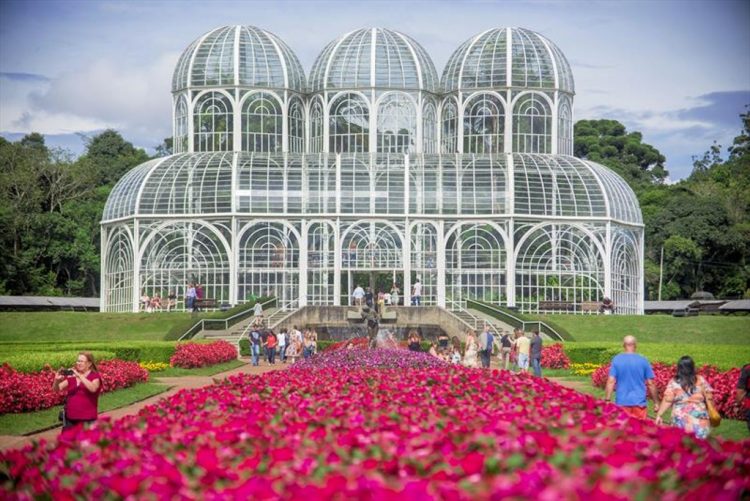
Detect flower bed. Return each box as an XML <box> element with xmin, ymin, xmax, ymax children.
<box><xmin>322</xmin><ymin>337</ymin><xmax>370</xmax><ymax>352</ymax></box>
<box><xmin>139</xmin><ymin>362</ymin><xmax>169</xmax><ymax>372</ymax></box>
<box><xmin>2</xmin><ymin>353</ymin><xmax>748</xmax><ymax>498</ymax></box>
<box><xmin>540</xmin><ymin>343</ymin><xmax>570</xmax><ymax>369</ymax></box>
<box><xmin>0</xmin><ymin>360</ymin><xmax>148</xmax><ymax>414</ymax></box>
<box><xmin>591</xmin><ymin>362</ymin><xmax>743</xmax><ymax>419</ymax></box>
<box><xmin>293</xmin><ymin>347</ymin><xmax>447</xmax><ymax>370</ymax></box>
<box><xmin>570</xmin><ymin>362</ymin><xmax>602</xmax><ymax>376</ymax></box>
<box><xmin>169</xmin><ymin>341</ymin><xmax>237</xmax><ymax>369</ymax></box>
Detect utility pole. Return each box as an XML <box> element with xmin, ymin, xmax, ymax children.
<box><xmin>658</xmin><ymin>246</ymin><xmax>664</xmax><ymax>301</ymax></box>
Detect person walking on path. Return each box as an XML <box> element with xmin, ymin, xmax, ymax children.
<box><xmin>499</xmin><ymin>331</ymin><xmax>512</xmax><ymax>370</ymax></box>
<box><xmin>735</xmin><ymin>363</ymin><xmax>750</xmax><ymax>432</ymax></box>
<box><xmin>264</xmin><ymin>331</ymin><xmax>278</xmax><ymax>365</ymax></box>
<box><xmin>655</xmin><ymin>356</ymin><xmax>715</xmax><ymax>439</ymax></box>
<box><xmin>463</xmin><ymin>329</ymin><xmax>479</xmax><ymax>368</ymax></box>
<box><xmin>605</xmin><ymin>335</ymin><xmax>660</xmax><ymax>420</ymax></box>
<box><xmin>477</xmin><ymin>326</ymin><xmax>493</xmax><ymax>369</ymax></box>
<box><xmin>515</xmin><ymin>331</ymin><xmax>531</xmax><ymax>373</ymax></box>
<box><xmin>249</xmin><ymin>327</ymin><xmax>262</xmax><ymax>366</ymax></box>
<box><xmin>530</xmin><ymin>330</ymin><xmax>543</xmax><ymax>377</ymax></box>
<box><xmin>277</xmin><ymin>329</ymin><xmax>287</xmax><ymax>363</ymax></box>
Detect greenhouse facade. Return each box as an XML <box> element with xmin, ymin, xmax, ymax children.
<box><xmin>101</xmin><ymin>26</ymin><xmax>644</xmax><ymax>314</ymax></box>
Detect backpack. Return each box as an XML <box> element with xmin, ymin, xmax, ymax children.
<box><xmin>486</xmin><ymin>333</ymin><xmax>494</xmax><ymax>352</ymax></box>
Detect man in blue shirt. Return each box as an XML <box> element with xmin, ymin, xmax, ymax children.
<box><xmin>605</xmin><ymin>335</ymin><xmax>659</xmax><ymax>419</ymax></box>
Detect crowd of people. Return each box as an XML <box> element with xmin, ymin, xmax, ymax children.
<box><xmin>351</xmin><ymin>280</ymin><xmax>422</xmax><ymax>310</ymax></box>
<box><xmin>246</xmin><ymin>319</ymin><xmax>319</xmax><ymax>366</ymax></box>
<box><xmin>139</xmin><ymin>283</ymin><xmax>204</xmax><ymax>313</ymax></box>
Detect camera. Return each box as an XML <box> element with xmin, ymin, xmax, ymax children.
<box><xmin>59</xmin><ymin>368</ymin><xmax>74</xmax><ymax>376</ymax></box>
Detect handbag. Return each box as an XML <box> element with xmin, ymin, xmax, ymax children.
<box><xmin>704</xmin><ymin>389</ymin><xmax>721</xmax><ymax>428</ymax></box>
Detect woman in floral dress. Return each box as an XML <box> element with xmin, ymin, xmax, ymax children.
<box><xmin>463</xmin><ymin>329</ymin><xmax>479</xmax><ymax>368</ymax></box>
<box><xmin>655</xmin><ymin>356</ymin><xmax>715</xmax><ymax>439</ymax></box>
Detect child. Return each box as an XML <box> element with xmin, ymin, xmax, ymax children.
<box><xmin>450</xmin><ymin>346</ymin><xmax>462</xmax><ymax>365</ymax></box>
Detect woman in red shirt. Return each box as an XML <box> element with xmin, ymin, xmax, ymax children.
<box><xmin>264</xmin><ymin>331</ymin><xmax>278</xmax><ymax>365</ymax></box>
<box><xmin>53</xmin><ymin>352</ymin><xmax>102</xmax><ymax>430</ymax></box>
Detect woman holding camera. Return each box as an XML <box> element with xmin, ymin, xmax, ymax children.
<box><xmin>52</xmin><ymin>352</ymin><xmax>102</xmax><ymax>430</ymax></box>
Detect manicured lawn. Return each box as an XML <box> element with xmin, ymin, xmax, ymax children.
<box><xmin>0</xmin><ymin>382</ymin><xmax>170</xmax><ymax>436</ymax></box>
<box><xmin>532</xmin><ymin>314</ymin><xmax>750</xmax><ymax>345</ymax></box>
<box><xmin>0</xmin><ymin>312</ymin><xmax>197</xmax><ymax>342</ymax></box>
<box><xmin>154</xmin><ymin>359</ymin><xmax>245</xmax><ymax>377</ymax></box>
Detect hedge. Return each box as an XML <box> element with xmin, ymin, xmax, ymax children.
<box><xmin>2</xmin><ymin>350</ymin><xmax>117</xmax><ymax>373</ymax></box>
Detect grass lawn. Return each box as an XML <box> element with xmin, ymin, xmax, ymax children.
<box><xmin>545</xmin><ymin>371</ymin><xmax>749</xmax><ymax>442</ymax></box>
<box><xmin>0</xmin><ymin>312</ymin><xmax>198</xmax><ymax>342</ymax></box>
<box><xmin>0</xmin><ymin>382</ymin><xmax>170</xmax><ymax>436</ymax></box>
<box><xmin>532</xmin><ymin>314</ymin><xmax>750</xmax><ymax>345</ymax></box>
<box><xmin>154</xmin><ymin>359</ymin><xmax>245</xmax><ymax>377</ymax></box>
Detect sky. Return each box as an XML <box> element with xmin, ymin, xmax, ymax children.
<box><xmin>0</xmin><ymin>0</ymin><xmax>748</xmax><ymax>180</ymax></box>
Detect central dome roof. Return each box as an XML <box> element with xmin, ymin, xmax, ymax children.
<box><xmin>308</xmin><ymin>28</ymin><xmax>439</xmax><ymax>93</ymax></box>
<box><xmin>442</xmin><ymin>27</ymin><xmax>574</xmax><ymax>94</ymax></box>
<box><xmin>172</xmin><ymin>25</ymin><xmax>306</xmax><ymax>93</ymax></box>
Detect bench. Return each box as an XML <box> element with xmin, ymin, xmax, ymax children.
<box><xmin>538</xmin><ymin>301</ymin><xmax>574</xmax><ymax>312</ymax></box>
<box><xmin>672</xmin><ymin>307</ymin><xmax>699</xmax><ymax>317</ymax></box>
<box><xmin>195</xmin><ymin>298</ymin><xmax>217</xmax><ymax>310</ymax></box>
<box><xmin>580</xmin><ymin>301</ymin><xmax>601</xmax><ymax>314</ymax></box>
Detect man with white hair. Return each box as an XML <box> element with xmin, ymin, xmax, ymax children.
<box><xmin>605</xmin><ymin>335</ymin><xmax>659</xmax><ymax>419</ymax></box>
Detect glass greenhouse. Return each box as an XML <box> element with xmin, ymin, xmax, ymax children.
<box><xmin>101</xmin><ymin>26</ymin><xmax>644</xmax><ymax>314</ymax></box>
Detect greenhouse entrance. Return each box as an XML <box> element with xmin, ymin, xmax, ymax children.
<box><xmin>341</xmin><ymin>271</ymin><xmax>404</xmax><ymax>306</ymax></box>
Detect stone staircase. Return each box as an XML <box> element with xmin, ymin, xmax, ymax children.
<box><xmin>197</xmin><ymin>307</ymin><xmax>279</xmax><ymax>357</ymax></box>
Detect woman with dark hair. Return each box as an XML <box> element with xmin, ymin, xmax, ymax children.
<box><xmin>53</xmin><ymin>352</ymin><xmax>102</xmax><ymax>430</ymax></box>
<box><xmin>655</xmin><ymin>356</ymin><xmax>715</xmax><ymax>438</ymax></box>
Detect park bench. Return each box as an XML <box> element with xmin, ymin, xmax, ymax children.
<box><xmin>195</xmin><ymin>298</ymin><xmax>217</xmax><ymax>310</ymax></box>
<box><xmin>580</xmin><ymin>301</ymin><xmax>601</xmax><ymax>314</ymax></box>
<box><xmin>538</xmin><ymin>301</ymin><xmax>574</xmax><ymax>312</ymax></box>
<box><xmin>672</xmin><ymin>307</ymin><xmax>699</xmax><ymax>317</ymax></box>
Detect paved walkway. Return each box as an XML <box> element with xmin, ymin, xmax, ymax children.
<box><xmin>0</xmin><ymin>359</ymin><xmax>284</xmax><ymax>452</ymax></box>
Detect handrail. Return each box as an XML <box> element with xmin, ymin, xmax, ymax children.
<box><xmin>466</xmin><ymin>299</ymin><xmax>569</xmax><ymax>342</ymax></box>
<box><xmin>238</xmin><ymin>298</ymin><xmax>300</xmax><ymax>341</ymax></box>
<box><xmin>178</xmin><ymin>297</ymin><xmax>277</xmax><ymax>342</ymax></box>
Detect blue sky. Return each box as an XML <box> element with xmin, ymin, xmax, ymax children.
<box><xmin>1</xmin><ymin>0</ymin><xmax>748</xmax><ymax>180</ymax></box>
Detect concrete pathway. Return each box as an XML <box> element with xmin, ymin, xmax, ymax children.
<box><xmin>0</xmin><ymin>359</ymin><xmax>285</xmax><ymax>452</ymax></box>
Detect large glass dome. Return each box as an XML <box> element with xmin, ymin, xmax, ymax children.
<box><xmin>172</xmin><ymin>25</ymin><xmax>306</xmax><ymax>93</ymax></box>
<box><xmin>308</xmin><ymin>28</ymin><xmax>439</xmax><ymax>93</ymax></box>
<box><xmin>442</xmin><ymin>27</ymin><xmax>574</xmax><ymax>94</ymax></box>
<box><xmin>103</xmin><ymin>25</ymin><xmax>643</xmax><ymax>316</ymax></box>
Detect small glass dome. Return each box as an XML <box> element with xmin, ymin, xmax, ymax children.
<box><xmin>308</xmin><ymin>28</ymin><xmax>439</xmax><ymax>93</ymax></box>
<box><xmin>172</xmin><ymin>25</ymin><xmax>306</xmax><ymax>93</ymax></box>
<box><xmin>442</xmin><ymin>27</ymin><xmax>574</xmax><ymax>94</ymax></box>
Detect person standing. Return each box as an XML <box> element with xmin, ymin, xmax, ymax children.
<box><xmin>194</xmin><ymin>283</ymin><xmax>204</xmax><ymax>312</ymax></box>
<box><xmin>655</xmin><ymin>356</ymin><xmax>715</xmax><ymax>439</ymax></box>
<box><xmin>499</xmin><ymin>331</ymin><xmax>512</xmax><ymax>370</ymax></box>
<box><xmin>515</xmin><ymin>330</ymin><xmax>531</xmax><ymax>373</ymax></box>
<box><xmin>364</xmin><ymin>287</ymin><xmax>374</xmax><ymax>309</ymax></box>
<box><xmin>478</xmin><ymin>326</ymin><xmax>493</xmax><ymax>369</ymax></box>
<box><xmin>736</xmin><ymin>363</ymin><xmax>750</xmax><ymax>433</ymax></box>
<box><xmin>529</xmin><ymin>330</ymin><xmax>543</xmax><ymax>377</ymax></box>
<box><xmin>390</xmin><ymin>283</ymin><xmax>400</xmax><ymax>306</ymax></box>
<box><xmin>463</xmin><ymin>329</ymin><xmax>479</xmax><ymax>368</ymax></box>
<box><xmin>264</xmin><ymin>330</ymin><xmax>278</xmax><ymax>365</ymax></box>
<box><xmin>412</xmin><ymin>279</ymin><xmax>422</xmax><ymax>306</ymax></box>
<box><xmin>352</xmin><ymin>285</ymin><xmax>365</xmax><ymax>307</ymax></box>
<box><xmin>249</xmin><ymin>327</ymin><xmax>262</xmax><ymax>366</ymax></box>
<box><xmin>605</xmin><ymin>335</ymin><xmax>660</xmax><ymax>419</ymax></box>
<box><xmin>52</xmin><ymin>352</ymin><xmax>102</xmax><ymax>430</ymax></box>
<box><xmin>277</xmin><ymin>328</ymin><xmax>287</xmax><ymax>363</ymax></box>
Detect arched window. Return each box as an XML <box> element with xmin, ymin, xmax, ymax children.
<box><xmin>463</xmin><ymin>93</ymin><xmax>505</xmax><ymax>154</ymax></box>
<box><xmin>441</xmin><ymin>99</ymin><xmax>458</xmax><ymax>153</ymax></box>
<box><xmin>377</xmin><ymin>93</ymin><xmax>416</xmax><ymax>153</ymax></box>
<box><xmin>241</xmin><ymin>92</ymin><xmax>282</xmax><ymax>152</ymax></box>
<box><xmin>513</xmin><ymin>93</ymin><xmax>552</xmax><ymax>153</ymax></box>
<box><xmin>174</xmin><ymin>96</ymin><xmax>188</xmax><ymax>153</ymax></box>
<box><xmin>422</xmin><ymin>101</ymin><xmax>437</xmax><ymax>154</ymax></box>
<box><xmin>309</xmin><ymin>98</ymin><xmax>325</xmax><ymax>153</ymax></box>
<box><xmin>288</xmin><ymin>97</ymin><xmax>305</xmax><ymax>153</ymax></box>
<box><xmin>558</xmin><ymin>97</ymin><xmax>572</xmax><ymax>155</ymax></box>
<box><xmin>329</xmin><ymin>93</ymin><xmax>369</xmax><ymax>153</ymax></box>
<box><xmin>193</xmin><ymin>92</ymin><xmax>233</xmax><ymax>152</ymax></box>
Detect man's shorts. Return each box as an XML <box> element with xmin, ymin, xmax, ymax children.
<box><xmin>518</xmin><ymin>353</ymin><xmax>529</xmax><ymax>370</ymax></box>
<box><xmin>621</xmin><ymin>406</ymin><xmax>648</xmax><ymax>420</ymax></box>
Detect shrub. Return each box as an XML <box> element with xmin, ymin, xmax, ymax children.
<box><xmin>540</xmin><ymin>343</ymin><xmax>570</xmax><ymax>369</ymax></box>
<box><xmin>139</xmin><ymin>361</ymin><xmax>169</xmax><ymax>372</ymax></box>
<box><xmin>169</xmin><ymin>341</ymin><xmax>237</xmax><ymax>368</ymax></box>
<box><xmin>2</xmin><ymin>351</ymin><xmax>116</xmax><ymax>374</ymax></box>
<box><xmin>238</xmin><ymin>338</ymin><xmax>250</xmax><ymax>357</ymax></box>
